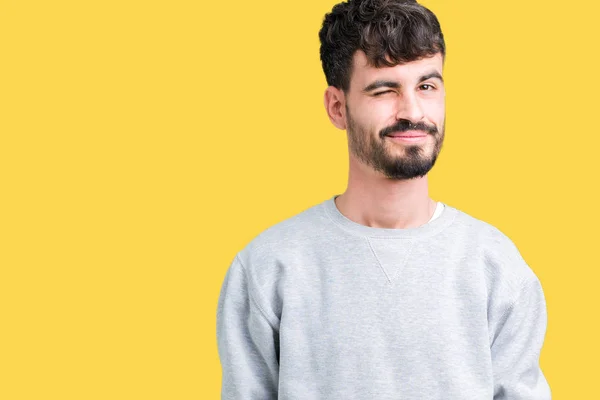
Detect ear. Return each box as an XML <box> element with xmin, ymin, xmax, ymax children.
<box><xmin>324</xmin><ymin>86</ymin><xmax>347</xmax><ymax>130</ymax></box>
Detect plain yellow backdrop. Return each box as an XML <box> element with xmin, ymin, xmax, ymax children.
<box><xmin>1</xmin><ymin>0</ymin><xmax>598</xmax><ymax>398</ymax></box>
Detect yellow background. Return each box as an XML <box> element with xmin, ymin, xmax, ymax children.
<box><xmin>1</xmin><ymin>0</ymin><xmax>598</xmax><ymax>398</ymax></box>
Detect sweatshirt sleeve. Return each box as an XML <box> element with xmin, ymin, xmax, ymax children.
<box><xmin>216</xmin><ymin>255</ymin><xmax>280</xmax><ymax>399</ymax></box>
<box><xmin>490</xmin><ymin>278</ymin><xmax>552</xmax><ymax>399</ymax></box>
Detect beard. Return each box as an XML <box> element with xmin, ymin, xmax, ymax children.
<box><xmin>345</xmin><ymin>105</ymin><xmax>445</xmax><ymax>180</ymax></box>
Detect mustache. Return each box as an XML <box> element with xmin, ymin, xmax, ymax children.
<box><xmin>379</xmin><ymin>120</ymin><xmax>438</xmax><ymax>138</ymax></box>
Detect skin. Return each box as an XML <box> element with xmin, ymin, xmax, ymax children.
<box><xmin>324</xmin><ymin>50</ymin><xmax>446</xmax><ymax>229</ymax></box>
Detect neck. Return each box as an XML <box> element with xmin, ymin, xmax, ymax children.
<box><xmin>335</xmin><ymin>157</ymin><xmax>436</xmax><ymax>230</ymax></box>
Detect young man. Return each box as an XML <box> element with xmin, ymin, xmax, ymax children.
<box><xmin>216</xmin><ymin>0</ymin><xmax>551</xmax><ymax>399</ymax></box>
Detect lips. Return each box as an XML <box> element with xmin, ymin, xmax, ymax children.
<box><xmin>386</xmin><ymin>130</ymin><xmax>428</xmax><ymax>138</ymax></box>
<box><xmin>387</xmin><ymin>133</ymin><xmax>427</xmax><ymax>138</ymax></box>
<box><xmin>389</xmin><ymin>134</ymin><xmax>426</xmax><ymax>138</ymax></box>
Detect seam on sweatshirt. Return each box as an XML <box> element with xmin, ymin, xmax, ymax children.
<box><xmin>236</xmin><ymin>255</ymin><xmax>281</xmax><ymax>332</ymax></box>
<box><xmin>391</xmin><ymin>240</ymin><xmax>415</xmax><ymax>282</ymax></box>
<box><xmin>488</xmin><ymin>278</ymin><xmax>536</xmax><ymax>347</ymax></box>
<box><xmin>365</xmin><ymin>238</ymin><xmax>415</xmax><ymax>283</ymax></box>
<box><xmin>366</xmin><ymin>237</ymin><xmax>392</xmax><ymax>283</ymax></box>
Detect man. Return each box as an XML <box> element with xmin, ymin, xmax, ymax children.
<box><xmin>216</xmin><ymin>0</ymin><xmax>551</xmax><ymax>399</ymax></box>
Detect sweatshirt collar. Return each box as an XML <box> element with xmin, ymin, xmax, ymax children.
<box><xmin>323</xmin><ymin>194</ymin><xmax>458</xmax><ymax>239</ymax></box>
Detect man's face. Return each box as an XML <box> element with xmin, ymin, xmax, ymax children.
<box><xmin>344</xmin><ymin>51</ymin><xmax>446</xmax><ymax>180</ymax></box>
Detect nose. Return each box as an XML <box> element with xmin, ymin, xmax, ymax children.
<box><xmin>395</xmin><ymin>91</ymin><xmax>424</xmax><ymax>123</ymax></box>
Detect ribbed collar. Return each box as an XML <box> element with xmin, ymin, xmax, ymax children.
<box><xmin>323</xmin><ymin>194</ymin><xmax>458</xmax><ymax>239</ymax></box>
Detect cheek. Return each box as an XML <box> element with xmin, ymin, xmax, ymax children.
<box><xmin>360</xmin><ymin>103</ymin><xmax>397</xmax><ymax>132</ymax></box>
<box><xmin>352</xmin><ymin>109</ymin><xmax>382</xmax><ymax>131</ymax></box>
<box><xmin>426</xmin><ymin>100</ymin><xmax>445</xmax><ymax>125</ymax></box>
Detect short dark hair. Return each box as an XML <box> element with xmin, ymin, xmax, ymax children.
<box><xmin>319</xmin><ymin>0</ymin><xmax>445</xmax><ymax>92</ymax></box>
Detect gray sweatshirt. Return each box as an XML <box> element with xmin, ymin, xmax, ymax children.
<box><xmin>216</xmin><ymin>195</ymin><xmax>551</xmax><ymax>399</ymax></box>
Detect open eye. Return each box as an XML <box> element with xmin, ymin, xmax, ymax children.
<box><xmin>420</xmin><ymin>84</ymin><xmax>435</xmax><ymax>91</ymax></box>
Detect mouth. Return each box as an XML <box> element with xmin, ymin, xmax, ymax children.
<box><xmin>386</xmin><ymin>132</ymin><xmax>428</xmax><ymax>143</ymax></box>
<box><xmin>386</xmin><ymin>129</ymin><xmax>428</xmax><ymax>137</ymax></box>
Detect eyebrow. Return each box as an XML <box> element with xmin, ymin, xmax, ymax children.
<box><xmin>362</xmin><ymin>71</ymin><xmax>444</xmax><ymax>93</ymax></box>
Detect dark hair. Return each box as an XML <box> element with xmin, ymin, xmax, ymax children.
<box><xmin>319</xmin><ymin>0</ymin><xmax>445</xmax><ymax>92</ymax></box>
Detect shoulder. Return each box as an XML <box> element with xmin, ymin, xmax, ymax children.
<box><xmin>235</xmin><ymin>198</ymin><xmax>329</xmax><ymax>276</ymax></box>
<box><xmin>230</xmin><ymin>198</ymin><xmax>331</xmax><ymax>319</ymax></box>
<box><xmin>449</xmin><ymin>205</ymin><xmax>538</xmax><ymax>287</ymax></box>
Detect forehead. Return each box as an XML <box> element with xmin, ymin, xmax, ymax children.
<box><xmin>349</xmin><ymin>50</ymin><xmax>443</xmax><ymax>89</ymax></box>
